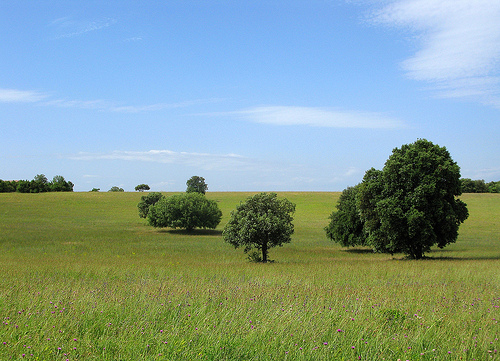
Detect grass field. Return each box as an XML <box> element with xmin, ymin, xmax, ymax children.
<box><xmin>0</xmin><ymin>192</ymin><xmax>498</xmax><ymax>360</ymax></box>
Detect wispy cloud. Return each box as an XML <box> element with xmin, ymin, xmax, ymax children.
<box><xmin>215</xmin><ymin>106</ymin><xmax>405</xmax><ymax>129</ymax></box>
<box><xmin>69</xmin><ymin>150</ymin><xmax>262</xmax><ymax>172</ymax></box>
<box><xmin>0</xmin><ymin>88</ymin><xmax>47</xmax><ymax>103</ymax></box>
<box><xmin>371</xmin><ymin>0</ymin><xmax>500</xmax><ymax>105</ymax></box>
<box><xmin>0</xmin><ymin>86</ymin><xmax>217</xmax><ymax>113</ymax></box>
<box><xmin>51</xmin><ymin>17</ymin><xmax>117</xmax><ymax>39</ymax></box>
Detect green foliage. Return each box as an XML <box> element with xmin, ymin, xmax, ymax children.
<box><xmin>325</xmin><ymin>184</ymin><xmax>367</xmax><ymax>247</ymax></box>
<box><xmin>108</xmin><ymin>186</ymin><xmax>124</xmax><ymax>192</ymax></box>
<box><xmin>147</xmin><ymin>192</ymin><xmax>222</xmax><ymax>231</ymax></box>
<box><xmin>90</xmin><ymin>188</ymin><xmax>100</xmax><ymax>192</ymax></box>
<box><xmin>186</xmin><ymin>175</ymin><xmax>208</xmax><ymax>194</ymax></box>
<box><xmin>358</xmin><ymin>139</ymin><xmax>469</xmax><ymax>259</ymax></box>
<box><xmin>135</xmin><ymin>184</ymin><xmax>150</xmax><ymax>192</ymax></box>
<box><xmin>2</xmin><ymin>174</ymin><xmax>74</xmax><ymax>193</ymax></box>
<box><xmin>461</xmin><ymin>178</ymin><xmax>488</xmax><ymax>193</ymax></box>
<box><xmin>488</xmin><ymin>181</ymin><xmax>500</xmax><ymax>193</ymax></box>
<box><xmin>223</xmin><ymin>192</ymin><xmax>296</xmax><ymax>262</ymax></box>
<box><xmin>137</xmin><ymin>192</ymin><xmax>164</xmax><ymax>218</ymax></box>
<box><xmin>0</xmin><ymin>180</ymin><xmax>17</xmax><ymax>192</ymax></box>
<box><xmin>50</xmin><ymin>175</ymin><xmax>74</xmax><ymax>192</ymax></box>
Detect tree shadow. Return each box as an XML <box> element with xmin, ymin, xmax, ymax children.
<box><xmin>341</xmin><ymin>248</ymin><xmax>375</xmax><ymax>254</ymax></box>
<box><xmin>418</xmin><ymin>255</ymin><xmax>500</xmax><ymax>261</ymax></box>
<box><xmin>156</xmin><ymin>229</ymin><xmax>223</xmax><ymax>236</ymax></box>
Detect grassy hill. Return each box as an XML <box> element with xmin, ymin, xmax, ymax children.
<box><xmin>0</xmin><ymin>192</ymin><xmax>498</xmax><ymax>360</ymax></box>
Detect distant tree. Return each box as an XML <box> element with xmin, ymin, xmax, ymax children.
<box><xmin>186</xmin><ymin>176</ymin><xmax>208</xmax><ymax>194</ymax></box>
<box><xmin>16</xmin><ymin>180</ymin><xmax>32</xmax><ymax>193</ymax></box>
<box><xmin>147</xmin><ymin>192</ymin><xmax>222</xmax><ymax>231</ymax></box>
<box><xmin>487</xmin><ymin>181</ymin><xmax>500</xmax><ymax>193</ymax></box>
<box><xmin>137</xmin><ymin>192</ymin><xmax>163</xmax><ymax>218</ymax></box>
<box><xmin>90</xmin><ymin>188</ymin><xmax>100</xmax><ymax>192</ymax></box>
<box><xmin>460</xmin><ymin>178</ymin><xmax>488</xmax><ymax>193</ymax></box>
<box><xmin>109</xmin><ymin>186</ymin><xmax>124</xmax><ymax>192</ymax></box>
<box><xmin>223</xmin><ymin>192</ymin><xmax>296</xmax><ymax>263</ymax></box>
<box><xmin>358</xmin><ymin>139</ymin><xmax>469</xmax><ymax>259</ymax></box>
<box><xmin>460</xmin><ymin>178</ymin><xmax>475</xmax><ymax>193</ymax></box>
<box><xmin>50</xmin><ymin>175</ymin><xmax>74</xmax><ymax>192</ymax></box>
<box><xmin>32</xmin><ymin>174</ymin><xmax>50</xmax><ymax>193</ymax></box>
<box><xmin>325</xmin><ymin>184</ymin><xmax>367</xmax><ymax>248</ymax></box>
<box><xmin>0</xmin><ymin>180</ymin><xmax>17</xmax><ymax>193</ymax></box>
<box><xmin>135</xmin><ymin>184</ymin><xmax>150</xmax><ymax>192</ymax></box>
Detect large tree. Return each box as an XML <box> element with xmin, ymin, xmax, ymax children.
<box><xmin>186</xmin><ymin>176</ymin><xmax>208</xmax><ymax>194</ymax></box>
<box><xmin>223</xmin><ymin>192</ymin><xmax>295</xmax><ymax>262</ymax></box>
<box><xmin>147</xmin><ymin>192</ymin><xmax>222</xmax><ymax>231</ymax></box>
<box><xmin>358</xmin><ymin>139</ymin><xmax>469</xmax><ymax>259</ymax></box>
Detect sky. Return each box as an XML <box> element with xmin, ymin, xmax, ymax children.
<box><xmin>1</xmin><ymin>0</ymin><xmax>499</xmax><ymax>192</ymax></box>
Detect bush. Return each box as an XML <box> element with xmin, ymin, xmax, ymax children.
<box><xmin>147</xmin><ymin>193</ymin><xmax>222</xmax><ymax>231</ymax></box>
<box><xmin>325</xmin><ymin>184</ymin><xmax>367</xmax><ymax>247</ymax></box>
<box><xmin>137</xmin><ymin>192</ymin><xmax>163</xmax><ymax>218</ymax></box>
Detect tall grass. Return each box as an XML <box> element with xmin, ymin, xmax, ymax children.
<box><xmin>0</xmin><ymin>192</ymin><xmax>498</xmax><ymax>360</ymax></box>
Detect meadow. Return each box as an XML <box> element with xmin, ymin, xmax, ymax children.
<box><xmin>0</xmin><ymin>192</ymin><xmax>498</xmax><ymax>360</ymax></box>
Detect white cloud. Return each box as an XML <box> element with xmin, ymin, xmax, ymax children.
<box><xmin>0</xmin><ymin>88</ymin><xmax>47</xmax><ymax>103</ymax></box>
<box><xmin>371</xmin><ymin>0</ymin><xmax>500</xmax><ymax>104</ymax></box>
<box><xmin>51</xmin><ymin>17</ymin><xmax>117</xmax><ymax>39</ymax></box>
<box><xmin>69</xmin><ymin>150</ymin><xmax>260</xmax><ymax>172</ymax></box>
<box><xmin>225</xmin><ymin>106</ymin><xmax>405</xmax><ymax>129</ymax></box>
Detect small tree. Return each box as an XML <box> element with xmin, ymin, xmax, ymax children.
<box><xmin>186</xmin><ymin>176</ymin><xmax>208</xmax><ymax>194</ymax></box>
<box><xmin>358</xmin><ymin>139</ymin><xmax>469</xmax><ymax>259</ymax></box>
<box><xmin>135</xmin><ymin>184</ymin><xmax>150</xmax><ymax>192</ymax></box>
<box><xmin>147</xmin><ymin>192</ymin><xmax>222</xmax><ymax>231</ymax></box>
<box><xmin>109</xmin><ymin>186</ymin><xmax>124</xmax><ymax>192</ymax></box>
<box><xmin>325</xmin><ymin>184</ymin><xmax>367</xmax><ymax>247</ymax></box>
<box><xmin>137</xmin><ymin>192</ymin><xmax>163</xmax><ymax>218</ymax></box>
<box><xmin>223</xmin><ymin>192</ymin><xmax>296</xmax><ymax>263</ymax></box>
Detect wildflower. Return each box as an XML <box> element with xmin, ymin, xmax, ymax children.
<box><xmin>337</xmin><ymin>329</ymin><xmax>342</xmax><ymax>332</ymax></box>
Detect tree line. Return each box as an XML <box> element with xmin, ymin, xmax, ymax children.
<box><xmin>0</xmin><ymin>174</ymin><xmax>74</xmax><ymax>193</ymax></box>
<box><xmin>460</xmin><ymin>178</ymin><xmax>500</xmax><ymax>193</ymax></box>
<box><xmin>138</xmin><ymin>141</ymin><xmax>474</xmax><ymax>261</ymax></box>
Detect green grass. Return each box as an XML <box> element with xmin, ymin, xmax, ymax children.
<box><xmin>0</xmin><ymin>192</ymin><xmax>498</xmax><ymax>360</ymax></box>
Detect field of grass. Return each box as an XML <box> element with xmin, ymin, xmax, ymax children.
<box><xmin>0</xmin><ymin>192</ymin><xmax>498</xmax><ymax>360</ymax></box>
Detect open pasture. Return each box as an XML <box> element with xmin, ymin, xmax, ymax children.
<box><xmin>0</xmin><ymin>192</ymin><xmax>499</xmax><ymax>360</ymax></box>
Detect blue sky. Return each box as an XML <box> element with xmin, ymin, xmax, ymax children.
<box><xmin>1</xmin><ymin>0</ymin><xmax>499</xmax><ymax>192</ymax></box>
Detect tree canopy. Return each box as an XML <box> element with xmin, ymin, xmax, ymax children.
<box><xmin>186</xmin><ymin>176</ymin><xmax>208</xmax><ymax>194</ymax></box>
<box><xmin>325</xmin><ymin>184</ymin><xmax>367</xmax><ymax>248</ymax></box>
<box><xmin>109</xmin><ymin>186</ymin><xmax>124</xmax><ymax>192</ymax></box>
<box><xmin>147</xmin><ymin>192</ymin><xmax>222</xmax><ymax>231</ymax></box>
<box><xmin>135</xmin><ymin>184</ymin><xmax>151</xmax><ymax>192</ymax></box>
<box><xmin>223</xmin><ymin>192</ymin><xmax>296</xmax><ymax>262</ymax></box>
<box><xmin>357</xmin><ymin>139</ymin><xmax>469</xmax><ymax>259</ymax></box>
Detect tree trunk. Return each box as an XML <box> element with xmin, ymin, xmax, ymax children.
<box><xmin>262</xmin><ymin>242</ymin><xmax>268</xmax><ymax>263</ymax></box>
